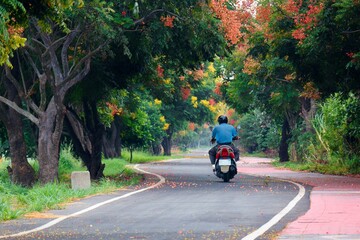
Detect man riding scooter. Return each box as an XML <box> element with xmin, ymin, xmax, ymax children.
<box><xmin>209</xmin><ymin>115</ymin><xmax>240</xmax><ymax>174</ymax></box>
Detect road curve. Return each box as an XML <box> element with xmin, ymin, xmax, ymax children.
<box><xmin>0</xmin><ymin>153</ymin><xmax>309</xmax><ymax>240</ymax></box>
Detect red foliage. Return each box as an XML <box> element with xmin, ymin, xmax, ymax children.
<box><xmin>214</xmin><ymin>82</ymin><xmax>222</xmax><ymax>95</ymax></box>
<box><xmin>256</xmin><ymin>4</ymin><xmax>271</xmax><ymax>24</ymax></box>
<box><xmin>157</xmin><ymin>65</ymin><xmax>164</xmax><ymax>78</ymax></box>
<box><xmin>209</xmin><ymin>98</ymin><xmax>216</xmax><ymax>106</ymax></box>
<box><xmin>188</xmin><ymin>122</ymin><xmax>196</xmax><ymax>131</ymax></box>
<box><xmin>347</xmin><ymin>52</ymin><xmax>355</xmax><ymax>58</ymax></box>
<box><xmin>227</xmin><ymin>109</ymin><xmax>235</xmax><ymax>117</ymax></box>
<box><xmin>160</xmin><ymin>15</ymin><xmax>176</xmax><ymax>28</ymax></box>
<box><xmin>283</xmin><ymin>0</ymin><xmax>323</xmax><ymax>42</ymax></box>
<box><xmin>181</xmin><ymin>87</ymin><xmax>191</xmax><ymax>100</ymax></box>
<box><xmin>210</xmin><ymin>0</ymin><xmax>253</xmax><ymax>45</ymax></box>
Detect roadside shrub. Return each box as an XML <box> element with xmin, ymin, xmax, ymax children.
<box><xmin>289</xmin><ymin>123</ymin><xmax>316</xmax><ymax>162</ymax></box>
<box><xmin>310</xmin><ymin>92</ymin><xmax>360</xmax><ymax>173</ymax></box>
<box><xmin>238</xmin><ymin>109</ymin><xmax>280</xmax><ymax>153</ymax></box>
<box><xmin>59</xmin><ymin>144</ymin><xmax>84</xmax><ymax>179</ymax></box>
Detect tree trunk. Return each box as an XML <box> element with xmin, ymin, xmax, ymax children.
<box><xmin>5</xmin><ymin>110</ymin><xmax>35</xmax><ymax>186</ymax></box>
<box><xmin>300</xmin><ymin>98</ymin><xmax>317</xmax><ymax>133</ymax></box>
<box><xmin>0</xmin><ymin>77</ymin><xmax>35</xmax><ymax>187</ymax></box>
<box><xmin>102</xmin><ymin>119</ymin><xmax>121</xmax><ymax>158</ymax></box>
<box><xmin>37</xmin><ymin>100</ymin><xmax>65</xmax><ymax>184</ymax></box>
<box><xmin>129</xmin><ymin>147</ymin><xmax>133</xmax><ymax>163</ymax></box>
<box><xmin>162</xmin><ymin>135</ymin><xmax>172</xmax><ymax>156</ymax></box>
<box><xmin>151</xmin><ymin>143</ymin><xmax>162</xmax><ymax>155</ymax></box>
<box><xmin>279</xmin><ymin>118</ymin><xmax>290</xmax><ymax>162</ymax></box>
<box><xmin>65</xmin><ymin>101</ymin><xmax>105</xmax><ymax>180</ymax></box>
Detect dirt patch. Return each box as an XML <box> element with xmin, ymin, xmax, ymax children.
<box><xmin>24</xmin><ymin>212</ymin><xmax>64</xmax><ymax>219</ymax></box>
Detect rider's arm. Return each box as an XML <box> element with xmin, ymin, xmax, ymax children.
<box><xmin>211</xmin><ymin>127</ymin><xmax>216</xmax><ymax>144</ymax></box>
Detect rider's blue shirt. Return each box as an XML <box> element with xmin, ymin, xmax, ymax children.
<box><xmin>212</xmin><ymin>123</ymin><xmax>237</xmax><ymax>144</ymax></box>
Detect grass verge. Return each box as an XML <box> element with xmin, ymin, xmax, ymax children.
<box><xmin>272</xmin><ymin>159</ymin><xmax>360</xmax><ymax>176</ymax></box>
<box><xmin>0</xmin><ymin>148</ymin><xmax>183</xmax><ymax>222</ymax></box>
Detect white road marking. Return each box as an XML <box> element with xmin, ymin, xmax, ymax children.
<box><xmin>242</xmin><ymin>179</ymin><xmax>306</xmax><ymax>240</ymax></box>
<box><xmin>0</xmin><ymin>165</ymin><xmax>165</xmax><ymax>239</ymax></box>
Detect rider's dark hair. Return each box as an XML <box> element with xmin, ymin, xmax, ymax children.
<box><xmin>218</xmin><ymin>115</ymin><xmax>228</xmax><ymax>124</ymax></box>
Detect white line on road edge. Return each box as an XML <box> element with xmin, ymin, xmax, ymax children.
<box><xmin>242</xmin><ymin>179</ymin><xmax>306</xmax><ymax>240</ymax></box>
<box><xmin>0</xmin><ymin>165</ymin><xmax>165</xmax><ymax>239</ymax></box>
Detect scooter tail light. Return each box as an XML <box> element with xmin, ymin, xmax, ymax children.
<box><xmin>221</xmin><ymin>148</ymin><xmax>229</xmax><ymax>157</ymax></box>
<box><xmin>229</xmin><ymin>152</ymin><xmax>235</xmax><ymax>158</ymax></box>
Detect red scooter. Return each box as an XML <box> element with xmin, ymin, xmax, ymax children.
<box><xmin>214</xmin><ymin>145</ymin><xmax>238</xmax><ymax>182</ymax></box>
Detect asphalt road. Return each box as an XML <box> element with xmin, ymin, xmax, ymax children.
<box><xmin>0</xmin><ymin>151</ymin><xmax>310</xmax><ymax>240</ymax></box>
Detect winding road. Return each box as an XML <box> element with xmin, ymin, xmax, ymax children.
<box><xmin>0</xmin><ymin>150</ymin><xmax>310</xmax><ymax>240</ymax></box>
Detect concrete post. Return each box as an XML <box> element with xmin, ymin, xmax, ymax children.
<box><xmin>71</xmin><ymin>171</ymin><xmax>91</xmax><ymax>190</ymax></box>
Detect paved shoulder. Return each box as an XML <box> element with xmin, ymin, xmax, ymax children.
<box><xmin>238</xmin><ymin>157</ymin><xmax>360</xmax><ymax>239</ymax></box>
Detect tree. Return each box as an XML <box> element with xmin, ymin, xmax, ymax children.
<box><xmin>0</xmin><ymin>1</ymin><xmax>119</xmax><ymax>183</ymax></box>
<box><xmin>0</xmin><ymin>69</ymin><xmax>35</xmax><ymax>186</ymax></box>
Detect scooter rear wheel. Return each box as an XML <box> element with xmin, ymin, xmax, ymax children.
<box><xmin>223</xmin><ymin>174</ymin><xmax>230</xmax><ymax>182</ymax></box>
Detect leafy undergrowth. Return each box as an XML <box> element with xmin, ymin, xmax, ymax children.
<box><xmin>0</xmin><ymin>148</ymin><xmax>182</xmax><ymax>222</ymax></box>
<box><xmin>272</xmin><ymin>159</ymin><xmax>360</xmax><ymax>176</ymax></box>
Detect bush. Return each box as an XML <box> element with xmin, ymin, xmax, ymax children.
<box><xmin>309</xmin><ymin>92</ymin><xmax>360</xmax><ymax>173</ymax></box>
<box><xmin>288</xmin><ymin>121</ymin><xmax>317</xmax><ymax>162</ymax></box>
<box><xmin>238</xmin><ymin>109</ymin><xmax>280</xmax><ymax>153</ymax></box>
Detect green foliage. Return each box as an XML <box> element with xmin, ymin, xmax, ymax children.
<box><xmin>58</xmin><ymin>144</ymin><xmax>85</xmax><ymax>181</ymax></box>
<box><xmin>0</xmin><ymin>0</ymin><xmax>26</xmax><ymax>66</ymax></box>
<box><xmin>173</xmin><ymin>130</ymin><xmax>199</xmax><ymax>151</ymax></box>
<box><xmin>238</xmin><ymin>109</ymin><xmax>280</xmax><ymax>153</ymax></box>
<box><xmin>313</xmin><ymin>92</ymin><xmax>359</xmax><ymax>157</ymax></box>
<box><xmin>118</xmin><ymin>91</ymin><xmax>165</xmax><ymax>156</ymax></box>
<box><xmin>304</xmin><ymin>92</ymin><xmax>360</xmax><ymax>173</ymax></box>
<box><xmin>289</xmin><ymin>124</ymin><xmax>316</xmax><ymax>162</ymax></box>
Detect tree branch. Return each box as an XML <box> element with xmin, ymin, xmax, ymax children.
<box><xmin>62</xmin><ymin>26</ymin><xmax>81</xmax><ymax>78</ymax></box>
<box><xmin>22</xmin><ymin>49</ymin><xmax>47</xmax><ymax>113</ymax></box>
<box><xmin>0</xmin><ymin>96</ymin><xmax>39</xmax><ymax>126</ymax></box>
<box><xmin>342</xmin><ymin>29</ymin><xmax>360</xmax><ymax>34</ymax></box>
<box><xmin>4</xmin><ymin>65</ymin><xmax>24</xmax><ymax>97</ymax></box>
<box><xmin>65</xmin><ymin>39</ymin><xmax>110</xmax><ymax>85</ymax></box>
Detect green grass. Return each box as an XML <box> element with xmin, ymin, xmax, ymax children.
<box><xmin>272</xmin><ymin>158</ymin><xmax>359</xmax><ymax>176</ymax></box>
<box><xmin>121</xmin><ymin>149</ymin><xmax>183</xmax><ymax>163</ymax></box>
<box><xmin>0</xmin><ymin>148</ymin><xmax>181</xmax><ymax>222</ymax></box>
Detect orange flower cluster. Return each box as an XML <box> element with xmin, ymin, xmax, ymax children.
<box><xmin>300</xmin><ymin>82</ymin><xmax>321</xmax><ymax>100</ymax></box>
<box><xmin>193</xmin><ymin>69</ymin><xmax>204</xmax><ymax>80</ymax></box>
<box><xmin>7</xmin><ymin>26</ymin><xmax>24</xmax><ymax>35</ymax></box>
<box><xmin>106</xmin><ymin>102</ymin><xmax>123</xmax><ymax>116</ymax></box>
<box><xmin>243</xmin><ymin>56</ymin><xmax>260</xmax><ymax>75</ymax></box>
<box><xmin>160</xmin><ymin>15</ymin><xmax>176</xmax><ymax>28</ymax></box>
